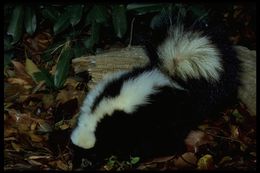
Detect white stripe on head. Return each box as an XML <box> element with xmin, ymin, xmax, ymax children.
<box><xmin>158</xmin><ymin>25</ymin><xmax>223</xmax><ymax>81</ymax></box>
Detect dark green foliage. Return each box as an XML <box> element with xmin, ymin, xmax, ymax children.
<box><xmin>54</xmin><ymin>46</ymin><xmax>74</xmax><ymax>89</ymax></box>
<box><xmin>112</xmin><ymin>5</ymin><xmax>127</xmax><ymax>38</ymax></box>
<box><xmin>24</xmin><ymin>6</ymin><xmax>37</xmax><ymax>36</ymax></box>
<box><xmin>3</xmin><ymin>3</ymin><xmax>213</xmax><ymax>90</ymax></box>
<box><xmin>7</xmin><ymin>5</ymin><xmax>24</xmax><ymax>44</ymax></box>
<box><xmin>34</xmin><ymin>68</ymin><xmax>55</xmax><ymax>89</ymax></box>
<box><xmin>6</xmin><ymin>3</ymin><xmax>253</xmax><ymax>91</ymax></box>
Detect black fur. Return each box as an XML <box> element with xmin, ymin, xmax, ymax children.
<box><xmin>72</xmin><ymin>8</ymin><xmax>241</xmax><ymax>170</ymax></box>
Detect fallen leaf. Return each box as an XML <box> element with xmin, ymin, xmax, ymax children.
<box><xmin>56</xmin><ymin>88</ymin><xmax>85</xmax><ymax>105</ymax></box>
<box><xmin>4</xmin><ymin>82</ymin><xmax>28</xmax><ymax>100</ymax></box>
<box><xmin>26</xmin><ymin>159</ymin><xmax>43</xmax><ymax>166</ymax></box>
<box><xmin>25</xmin><ymin>57</ymin><xmax>40</xmax><ymax>81</ymax></box>
<box><xmin>230</xmin><ymin>125</ymin><xmax>240</xmax><ymax>139</ymax></box>
<box><xmin>56</xmin><ymin>160</ymin><xmax>70</xmax><ymax>171</ymax></box>
<box><xmin>218</xmin><ymin>156</ymin><xmax>233</xmax><ymax>165</ymax></box>
<box><xmin>59</xmin><ymin>123</ymin><xmax>70</xmax><ymax>130</ymax></box>
<box><xmin>23</xmin><ymin>32</ymin><xmax>52</xmax><ymax>54</ymax></box>
<box><xmin>28</xmin><ymin>155</ymin><xmax>52</xmax><ymax>160</ymax></box>
<box><xmin>145</xmin><ymin>155</ymin><xmax>175</xmax><ymax>164</ymax></box>
<box><xmin>30</xmin><ymin>121</ymin><xmax>38</xmax><ymax>131</ymax></box>
<box><xmin>28</xmin><ymin>132</ymin><xmax>45</xmax><ymax>142</ymax></box>
<box><xmin>37</xmin><ymin>121</ymin><xmax>53</xmax><ymax>133</ymax></box>
<box><xmin>4</xmin><ymin>127</ymin><xmax>18</xmax><ymax>137</ymax></box>
<box><xmin>174</xmin><ymin>152</ymin><xmax>197</xmax><ymax>169</ymax></box>
<box><xmin>11</xmin><ymin>60</ymin><xmax>31</xmax><ymax>79</ymax></box>
<box><xmin>42</xmin><ymin>94</ymin><xmax>54</xmax><ymax>109</ymax></box>
<box><xmin>11</xmin><ymin>142</ymin><xmax>22</xmax><ymax>152</ymax></box>
<box><xmin>7</xmin><ymin>77</ymin><xmax>32</xmax><ymax>89</ymax></box>
<box><xmin>197</xmin><ymin>154</ymin><xmax>214</xmax><ymax>170</ymax></box>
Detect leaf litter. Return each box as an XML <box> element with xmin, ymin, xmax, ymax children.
<box><xmin>4</xmin><ymin>52</ymin><xmax>256</xmax><ymax>171</ymax></box>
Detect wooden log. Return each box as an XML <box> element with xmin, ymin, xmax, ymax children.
<box><xmin>72</xmin><ymin>45</ymin><xmax>256</xmax><ymax>116</ymax></box>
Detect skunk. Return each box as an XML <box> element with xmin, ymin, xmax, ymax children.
<box><xmin>70</xmin><ymin>10</ymin><xmax>241</xmax><ymax>169</ymax></box>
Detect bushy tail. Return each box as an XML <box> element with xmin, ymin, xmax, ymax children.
<box><xmin>145</xmin><ymin>8</ymin><xmax>224</xmax><ymax>82</ymax></box>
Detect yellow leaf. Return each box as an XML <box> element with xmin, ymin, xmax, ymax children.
<box><xmin>30</xmin><ymin>121</ymin><xmax>37</xmax><ymax>131</ymax></box>
<box><xmin>11</xmin><ymin>142</ymin><xmax>22</xmax><ymax>152</ymax></box>
<box><xmin>197</xmin><ymin>154</ymin><xmax>214</xmax><ymax>170</ymax></box>
<box><xmin>11</xmin><ymin>60</ymin><xmax>31</xmax><ymax>78</ymax></box>
<box><xmin>56</xmin><ymin>160</ymin><xmax>70</xmax><ymax>171</ymax></box>
<box><xmin>218</xmin><ymin>156</ymin><xmax>232</xmax><ymax>165</ymax></box>
<box><xmin>59</xmin><ymin>123</ymin><xmax>70</xmax><ymax>130</ymax></box>
<box><xmin>25</xmin><ymin>58</ymin><xmax>40</xmax><ymax>82</ymax></box>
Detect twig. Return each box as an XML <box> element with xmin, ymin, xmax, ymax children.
<box><xmin>127</xmin><ymin>17</ymin><xmax>136</xmax><ymax>49</ymax></box>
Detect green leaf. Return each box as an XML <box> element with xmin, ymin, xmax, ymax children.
<box><xmin>232</xmin><ymin>109</ymin><xmax>245</xmax><ymax>123</ymax></box>
<box><xmin>130</xmin><ymin>157</ymin><xmax>140</xmax><ymax>165</ymax></box>
<box><xmin>126</xmin><ymin>3</ymin><xmax>167</xmax><ymax>15</ymax></box>
<box><xmin>85</xmin><ymin>5</ymin><xmax>108</xmax><ymax>25</ymax></box>
<box><xmin>24</xmin><ymin>6</ymin><xmax>37</xmax><ymax>35</ymax></box>
<box><xmin>53</xmin><ymin>10</ymin><xmax>71</xmax><ymax>35</ymax></box>
<box><xmin>34</xmin><ymin>69</ymin><xmax>55</xmax><ymax>89</ymax></box>
<box><xmin>83</xmin><ymin>22</ymin><xmax>100</xmax><ymax>50</ymax></box>
<box><xmin>4</xmin><ymin>35</ymin><xmax>14</xmax><ymax>51</ymax></box>
<box><xmin>66</xmin><ymin>4</ymin><xmax>84</xmax><ymax>26</ymax></box>
<box><xmin>4</xmin><ymin>51</ymin><xmax>14</xmax><ymax>68</ymax></box>
<box><xmin>74</xmin><ymin>42</ymin><xmax>87</xmax><ymax>57</ymax></box>
<box><xmin>54</xmin><ymin>47</ymin><xmax>74</xmax><ymax>89</ymax></box>
<box><xmin>112</xmin><ymin>5</ymin><xmax>127</xmax><ymax>38</ymax></box>
<box><xmin>41</xmin><ymin>41</ymin><xmax>65</xmax><ymax>62</ymax></box>
<box><xmin>41</xmin><ymin>6</ymin><xmax>60</xmax><ymax>23</ymax></box>
<box><xmin>190</xmin><ymin>5</ymin><xmax>208</xmax><ymax>18</ymax></box>
<box><xmin>7</xmin><ymin>5</ymin><xmax>24</xmax><ymax>44</ymax></box>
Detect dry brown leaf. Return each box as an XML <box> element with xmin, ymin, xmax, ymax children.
<box><xmin>37</xmin><ymin>121</ymin><xmax>53</xmax><ymax>133</ymax></box>
<box><xmin>174</xmin><ymin>152</ymin><xmax>197</xmax><ymax>169</ymax></box>
<box><xmin>7</xmin><ymin>78</ymin><xmax>32</xmax><ymax>89</ymax></box>
<box><xmin>56</xmin><ymin>160</ymin><xmax>70</xmax><ymax>171</ymax></box>
<box><xmin>56</xmin><ymin>89</ymin><xmax>85</xmax><ymax>105</ymax></box>
<box><xmin>218</xmin><ymin>156</ymin><xmax>233</xmax><ymax>165</ymax></box>
<box><xmin>64</xmin><ymin>78</ymin><xmax>80</xmax><ymax>89</ymax></box>
<box><xmin>26</xmin><ymin>159</ymin><xmax>43</xmax><ymax>166</ymax></box>
<box><xmin>28</xmin><ymin>155</ymin><xmax>52</xmax><ymax>160</ymax></box>
<box><xmin>4</xmin><ymin>137</ymin><xmax>16</xmax><ymax>141</ymax></box>
<box><xmin>28</xmin><ymin>132</ymin><xmax>45</xmax><ymax>142</ymax></box>
<box><xmin>230</xmin><ymin>125</ymin><xmax>240</xmax><ymax>139</ymax></box>
<box><xmin>4</xmin><ymin>82</ymin><xmax>28</xmax><ymax>100</ymax></box>
<box><xmin>6</xmin><ymin>110</ymin><xmax>32</xmax><ymax>131</ymax></box>
<box><xmin>30</xmin><ymin>121</ymin><xmax>38</xmax><ymax>131</ymax></box>
<box><xmin>11</xmin><ymin>60</ymin><xmax>31</xmax><ymax>79</ymax></box>
<box><xmin>59</xmin><ymin>123</ymin><xmax>70</xmax><ymax>130</ymax></box>
<box><xmin>23</xmin><ymin>32</ymin><xmax>52</xmax><ymax>54</ymax></box>
<box><xmin>42</xmin><ymin>94</ymin><xmax>54</xmax><ymax>109</ymax></box>
<box><xmin>11</xmin><ymin>142</ymin><xmax>22</xmax><ymax>152</ymax></box>
<box><xmin>145</xmin><ymin>155</ymin><xmax>175</xmax><ymax>164</ymax></box>
<box><xmin>4</xmin><ymin>127</ymin><xmax>18</xmax><ymax>137</ymax></box>
<box><xmin>197</xmin><ymin>154</ymin><xmax>214</xmax><ymax>170</ymax></box>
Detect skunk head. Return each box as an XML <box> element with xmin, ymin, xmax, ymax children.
<box><xmin>70</xmin><ymin>68</ymin><xmax>182</xmax><ymax>150</ymax></box>
<box><xmin>157</xmin><ymin>25</ymin><xmax>223</xmax><ymax>82</ymax></box>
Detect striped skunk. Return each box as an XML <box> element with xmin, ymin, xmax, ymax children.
<box><xmin>70</xmin><ymin>10</ymin><xmax>241</xmax><ymax>169</ymax></box>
